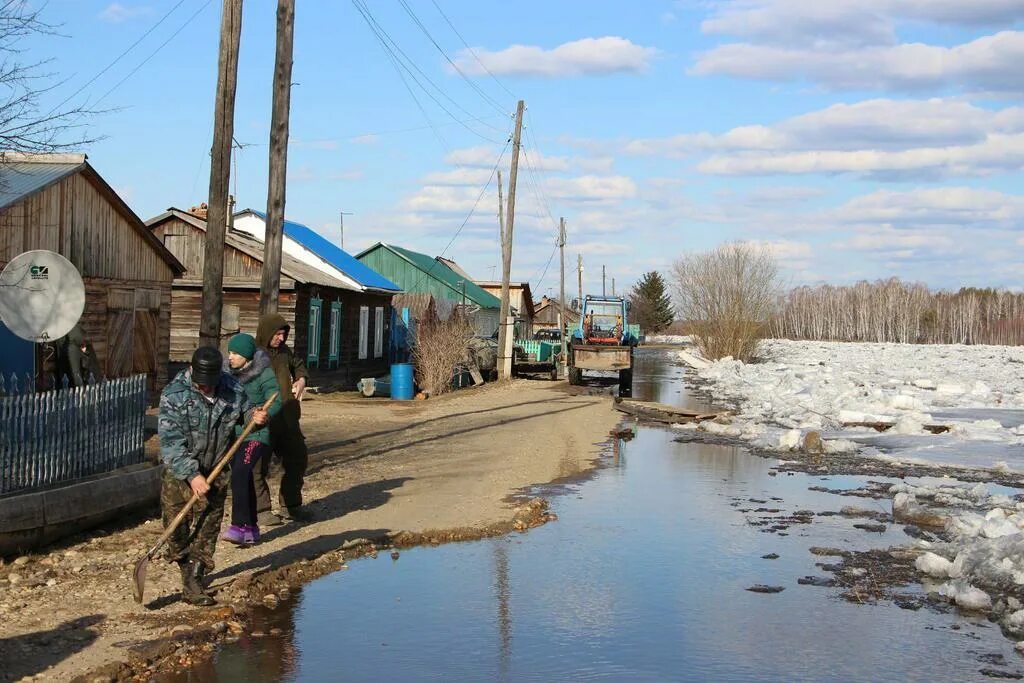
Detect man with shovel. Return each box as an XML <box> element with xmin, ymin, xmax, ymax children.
<box><xmin>158</xmin><ymin>346</ymin><xmax>268</xmax><ymax>605</ymax></box>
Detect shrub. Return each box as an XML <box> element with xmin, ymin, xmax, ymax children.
<box><xmin>411</xmin><ymin>313</ymin><xmax>475</xmax><ymax>396</ymax></box>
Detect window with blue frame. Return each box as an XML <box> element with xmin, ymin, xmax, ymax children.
<box><xmin>307</xmin><ymin>297</ymin><xmax>322</xmax><ymax>367</ymax></box>
<box><xmin>328</xmin><ymin>301</ymin><xmax>341</xmax><ymax>368</ymax></box>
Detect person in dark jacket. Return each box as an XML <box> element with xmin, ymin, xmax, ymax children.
<box><xmin>253</xmin><ymin>313</ymin><xmax>311</xmax><ymax>525</ymax></box>
<box><xmin>158</xmin><ymin>346</ymin><xmax>268</xmax><ymax>605</ymax></box>
<box><xmin>64</xmin><ymin>325</ymin><xmax>102</xmax><ymax>386</ymax></box>
<box><xmin>223</xmin><ymin>334</ymin><xmax>282</xmax><ymax>546</ymax></box>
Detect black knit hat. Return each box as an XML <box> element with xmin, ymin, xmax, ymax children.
<box><xmin>191</xmin><ymin>346</ymin><xmax>223</xmax><ymax>387</ymax></box>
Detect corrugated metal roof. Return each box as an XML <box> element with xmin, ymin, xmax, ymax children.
<box><xmin>148</xmin><ymin>209</ymin><xmax>360</xmax><ymax>291</ymax></box>
<box><xmin>0</xmin><ymin>159</ymin><xmax>86</xmax><ymax>210</ymax></box>
<box><xmin>364</xmin><ymin>243</ymin><xmax>501</xmax><ymax>309</ymax></box>
<box><xmin>244</xmin><ymin>210</ymin><xmax>401</xmax><ymax>293</ymax></box>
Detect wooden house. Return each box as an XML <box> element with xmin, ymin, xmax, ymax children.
<box><xmin>0</xmin><ymin>153</ymin><xmax>184</xmax><ymax>393</ymax></box>
<box><xmin>476</xmin><ymin>281</ymin><xmax>536</xmax><ymax>339</ymax></box>
<box><xmin>533</xmin><ymin>296</ymin><xmax>580</xmax><ymax>334</ymax></box>
<box><xmin>147</xmin><ymin>207</ymin><xmax>401</xmax><ymax>389</ymax></box>
<box><xmin>356</xmin><ymin>243</ymin><xmax>501</xmax><ymax>337</ymax></box>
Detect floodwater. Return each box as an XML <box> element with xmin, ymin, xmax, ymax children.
<box><xmin>173</xmin><ymin>350</ymin><xmax>1022</xmax><ymax>682</ymax></box>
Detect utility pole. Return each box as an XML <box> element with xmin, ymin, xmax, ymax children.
<box><xmin>497</xmin><ymin>169</ymin><xmax>505</xmax><ymax>250</ymax></box>
<box><xmin>339</xmin><ymin>210</ymin><xmax>353</xmax><ymax>249</ymax></box>
<box><xmin>558</xmin><ymin>217</ymin><xmax>567</xmax><ymax>377</ymax></box>
<box><xmin>200</xmin><ymin>0</ymin><xmax>243</xmax><ymax>349</ymax></box>
<box><xmin>259</xmin><ymin>0</ymin><xmax>296</xmax><ymax>315</ymax></box>
<box><xmin>497</xmin><ymin>100</ymin><xmax>524</xmax><ymax>380</ymax></box>
<box><xmin>577</xmin><ymin>254</ymin><xmax>583</xmax><ymax>313</ymax></box>
<box><xmin>612</xmin><ymin>277</ymin><xmax>616</xmax><ymax>296</ymax></box>
<box><xmin>602</xmin><ymin>265</ymin><xmax>606</xmax><ymax>296</ymax></box>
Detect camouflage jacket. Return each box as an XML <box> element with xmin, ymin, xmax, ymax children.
<box><xmin>158</xmin><ymin>367</ymin><xmax>254</xmax><ymax>482</ymax></box>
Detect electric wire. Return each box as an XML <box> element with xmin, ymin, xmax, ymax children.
<box><xmin>47</xmin><ymin>0</ymin><xmax>191</xmax><ymax>116</ymax></box>
<box><xmin>351</xmin><ymin>0</ymin><xmax>506</xmax><ymax>144</ymax></box>
<box><xmin>428</xmin><ymin>0</ymin><xmax>517</xmax><ymax>99</ymax></box>
<box><xmin>396</xmin><ymin>0</ymin><xmax>509</xmax><ymax>116</ymax></box>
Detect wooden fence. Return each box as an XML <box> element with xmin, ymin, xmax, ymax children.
<box><xmin>0</xmin><ymin>374</ymin><xmax>148</xmax><ymax>495</ymax></box>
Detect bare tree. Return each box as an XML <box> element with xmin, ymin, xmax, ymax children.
<box><xmin>672</xmin><ymin>242</ymin><xmax>780</xmax><ymax>362</ymax></box>
<box><xmin>0</xmin><ymin>1</ymin><xmax>96</xmax><ymax>154</ymax></box>
<box><xmin>411</xmin><ymin>312</ymin><xmax>475</xmax><ymax>397</ymax></box>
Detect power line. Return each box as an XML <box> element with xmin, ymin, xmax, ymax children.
<box><xmin>351</xmin><ymin>0</ymin><xmax>506</xmax><ymax>144</ymax></box>
<box><xmin>428</xmin><ymin>0</ymin><xmax>516</xmax><ymax>99</ymax></box>
<box><xmin>90</xmin><ymin>0</ymin><xmax>216</xmax><ymax>108</ymax></box>
<box><xmin>47</xmin><ymin>0</ymin><xmax>191</xmax><ymax>116</ymax></box>
<box><xmin>396</xmin><ymin>0</ymin><xmax>509</xmax><ymax>116</ymax></box>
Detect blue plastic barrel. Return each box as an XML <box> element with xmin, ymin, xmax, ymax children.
<box><xmin>390</xmin><ymin>363</ymin><xmax>415</xmax><ymax>400</ymax></box>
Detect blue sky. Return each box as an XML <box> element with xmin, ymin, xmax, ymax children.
<box><xmin>24</xmin><ymin>0</ymin><xmax>1024</xmax><ymax>297</ymax></box>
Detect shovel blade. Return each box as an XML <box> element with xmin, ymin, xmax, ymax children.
<box><xmin>132</xmin><ymin>555</ymin><xmax>149</xmax><ymax>604</ymax></box>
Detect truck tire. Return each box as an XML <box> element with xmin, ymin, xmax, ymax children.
<box><xmin>568</xmin><ymin>367</ymin><xmax>583</xmax><ymax>385</ymax></box>
<box><xmin>618</xmin><ymin>368</ymin><xmax>633</xmax><ymax>397</ymax></box>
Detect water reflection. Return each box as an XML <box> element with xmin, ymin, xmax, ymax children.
<box><xmin>172</xmin><ymin>351</ymin><xmax>1022</xmax><ymax>682</ymax></box>
<box><xmin>630</xmin><ymin>350</ymin><xmax>714</xmax><ymax>413</ymax></box>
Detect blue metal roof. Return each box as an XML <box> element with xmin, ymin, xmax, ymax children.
<box><xmin>246</xmin><ymin>210</ymin><xmax>401</xmax><ymax>292</ymax></box>
<box><xmin>0</xmin><ymin>159</ymin><xmax>85</xmax><ymax>210</ymax></box>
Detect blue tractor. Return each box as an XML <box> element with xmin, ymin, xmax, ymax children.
<box><xmin>568</xmin><ymin>295</ymin><xmax>638</xmax><ymax>395</ymax></box>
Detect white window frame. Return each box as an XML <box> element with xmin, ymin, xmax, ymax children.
<box><xmin>374</xmin><ymin>306</ymin><xmax>384</xmax><ymax>358</ymax></box>
<box><xmin>358</xmin><ymin>305</ymin><xmax>369</xmax><ymax>360</ymax></box>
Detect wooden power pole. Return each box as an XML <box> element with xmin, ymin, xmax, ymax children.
<box><xmin>259</xmin><ymin>0</ymin><xmax>296</xmax><ymax>315</ymax></box>
<box><xmin>558</xmin><ymin>217</ymin><xmax>567</xmax><ymax>377</ymax></box>
<box><xmin>602</xmin><ymin>265</ymin><xmax>606</xmax><ymax>296</ymax></box>
<box><xmin>497</xmin><ymin>100</ymin><xmax>524</xmax><ymax>380</ymax></box>
<box><xmin>200</xmin><ymin>0</ymin><xmax>243</xmax><ymax>349</ymax></box>
<box><xmin>497</xmin><ymin>169</ymin><xmax>505</xmax><ymax>246</ymax></box>
<box><xmin>577</xmin><ymin>254</ymin><xmax>583</xmax><ymax>312</ymax></box>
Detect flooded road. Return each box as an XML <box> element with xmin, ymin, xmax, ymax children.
<box><xmin>174</xmin><ymin>350</ymin><xmax>1022</xmax><ymax>682</ymax></box>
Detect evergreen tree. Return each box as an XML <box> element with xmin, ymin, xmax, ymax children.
<box><xmin>629</xmin><ymin>271</ymin><xmax>675</xmax><ymax>333</ymax></box>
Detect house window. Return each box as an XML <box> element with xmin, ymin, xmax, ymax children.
<box><xmin>374</xmin><ymin>306</ymin><xmax>384</xmax><ymax>358</ymax></box>
<box><xmin>328</xmin><ymin>301</ymin><xmax>342</xmax><ymax>368</ymax></box>
<box><xmin>358</xmin><ymin>305</ymin><xmax>369</xmax><ymax>360</ymax></box>
<box><xmin>307</xmin><ymin>297</ymin><xmax>322</xmax><ymax>367</ymax></box>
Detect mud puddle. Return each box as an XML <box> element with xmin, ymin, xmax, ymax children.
<box><xmin>164</xmin><ymin>421</ymin><xmax>1022</xmax><ymax>682</ymax></box>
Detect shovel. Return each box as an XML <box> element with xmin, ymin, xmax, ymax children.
<box><xmin>132</xmin><ymin>392</ymin><xmax>279</xmax><ymax>604</ymax></box>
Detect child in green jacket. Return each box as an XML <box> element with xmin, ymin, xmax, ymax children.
<box><xmin>223</xmin><ymin>334</ymin><xmax>282</xmax><ymax>545</ymax></box>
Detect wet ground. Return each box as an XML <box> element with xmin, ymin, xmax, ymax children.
<box><xmin>167</xmin><ymin>350</ymin><xmax>1024</xmax><ymax>682</ymax></box>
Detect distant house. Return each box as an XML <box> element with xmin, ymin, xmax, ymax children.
<box><xmin>476</xmin><ymin>281</ymin><xmax>536</xmax><ymax>339</ymax></box>
<box><xmin>147</xmin><ymin>207</ymin><xmax>401</xmax><ymax>388</ymax></box>
<box><xmin>356</xmin><ymin>243</ymin><xmax>501</xmax><ymax>336</ymax></box>
<box><xmin>0</xmin><ymin>153</ymin><xmax>184</xmax><ymax>393</ymax></box>
<box><xmin>533</xmin><ymin>296</ymin><xmax>580</xmax><ymax>334</ymax></box>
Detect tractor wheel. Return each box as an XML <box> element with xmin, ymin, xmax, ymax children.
<box><xmin>568</xmin><ymin>367</ymin><xmax>583</xmax><ymax>385</ymax></box>
<box><xmin>618</xmin><ymin>368</ymin><xmax>633</xmax><ymax>397</ymax></box>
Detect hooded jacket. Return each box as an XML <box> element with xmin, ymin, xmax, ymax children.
<box><xmin>256</xmin><ymin>313</ymin><xmax>308</xmax><ymax>424</ymax></box>
<box><xmin>158</xmin><ymin>367</ymin><xmax>254</xmax><ymax>482</ymax></box>
<box><xmin>225</xmin><ymin>348</ymin><xmax>282</xmax><ymax>445</ymax></box>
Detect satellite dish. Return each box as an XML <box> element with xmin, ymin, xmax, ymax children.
<box><xmin>0</xmin><ymin>250</ymin><xmax>85</xmax><ymax>342</ymax></box>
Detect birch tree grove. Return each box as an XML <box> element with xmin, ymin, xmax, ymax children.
<box><xmin>771</xmin><ymin>280</ymin><xmax>1024</xmax><ymax>346</ymax></box>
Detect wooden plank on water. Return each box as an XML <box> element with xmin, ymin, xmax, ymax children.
<box><xmin>614</xmin><ymin>398</ymin><xmax>723</xmax><ymax>423</ymax></box>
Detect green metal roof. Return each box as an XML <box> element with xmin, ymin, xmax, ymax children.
<box><xmin>357</xmin><ymin>243</ymin><xmax>501</xmax><ymax>309</ymax></box>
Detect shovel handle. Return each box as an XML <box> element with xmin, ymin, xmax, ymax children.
<box><xmin>144</xmin><ymin>392</ymin><xmax>279</xmax><ymax>560</ymax></box>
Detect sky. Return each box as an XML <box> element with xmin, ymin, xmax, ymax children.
<box><xmin>21</xmin><ymin>0</ymin><xmax>1024</xmax><ymax>297</ymax></box>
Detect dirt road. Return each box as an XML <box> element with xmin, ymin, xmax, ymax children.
<box><xmin>0</xmin><ymin>380</ymin><xmax>618</xmax><ymax>682</ymax></box>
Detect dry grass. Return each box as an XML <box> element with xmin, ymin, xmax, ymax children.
<box><xmin>411</xmin><ymin>313</ymin><xmax>475</xmax><ymax>396</ymax></box>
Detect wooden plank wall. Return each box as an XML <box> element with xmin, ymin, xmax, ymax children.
<box><xmin>296</xmin><ymin>285</ymin><xmax>393</xmax><ymax>387</ymax></box>
<box><xmin>152</xmin><ymin>215</ymin><xmax>265</xmax><ymax>281</ymax></box>
<box><xmin>168</xmin><ymin>288</ymin><xmax>297</xmax><ymax>361</ymax></box>
<box><xmin>0</xmin><ymin>173</ymin><xmax>175</xmax><ymax>283</ymax></box>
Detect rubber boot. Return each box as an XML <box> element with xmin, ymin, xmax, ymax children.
<box><xmin>179</xmin><ymin>560</ymin><xmax>216</xmax><ymax>606</ymax></box>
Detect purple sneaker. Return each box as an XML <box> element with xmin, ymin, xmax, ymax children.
<box><xmin>248</xmin><ymin>525</ymin><xmax>260</xmax><ymax>544</ymax></box>
<box><xmin>222</xmin><ymin>524</ymin><xmax>256</xmax><ymax>546</ymax></box>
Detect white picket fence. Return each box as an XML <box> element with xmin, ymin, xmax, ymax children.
<box><xmin>0</xmin><ymin>374</ymin><xmax>148</xmax><ymax>495</ymax></box>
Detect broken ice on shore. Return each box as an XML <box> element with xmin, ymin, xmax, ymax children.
<box><xmin>677</xmin><ymin>340</ymin><xmax>1024</xmax><ymax>471</ymax></box>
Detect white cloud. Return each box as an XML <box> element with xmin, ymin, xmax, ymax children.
<box><xmin>453</xmin><ymin>37</ymin><xmax>657</xmax><ymax>78</ymax></box>
<box><xmin>444</xmin><ymin>146</ymin><xmax>502</xmax><ymax>168</ymax></box>
<box><xmin>99</xmin><ymin>3</ymin><xmax>153</xmax><ymax>23</ymax></box>
<box><xmin>350</xmin><ymin>134</ymin><xmax>379</xmax><ymax>145</ymax></box>
<box><xmin>834</xmin><ymin>187</ymin><xmax>1024</xmax><ymax>228</ymax></box>
<box><xmin>693</xmin><ymin>31</ymin><xmax>1024</xmax><ymax>94</ymax></box>
<box><xmin>623</xmin><ymin>98</ymin><xmax>1024</xmax><ymax>179</ymax></box>
<box><xmin>422</xmin><ymin>168</ymin><xmax>495</xmax><ymax>186</ymax></box>
<box><xmin>546</xmin><ymin>175</ymin><xmax>638</xmax><ymax>201</ymax></box>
